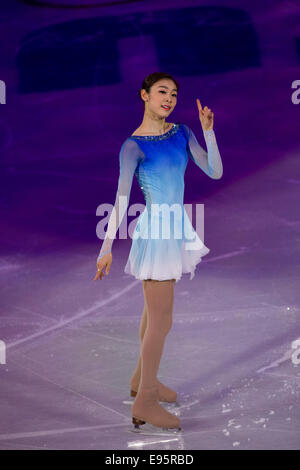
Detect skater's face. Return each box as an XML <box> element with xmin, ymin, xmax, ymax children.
<box><xmin>143</xmin><ymin>79</ymin><xmax>177</xmax><ymax>116</ymax></box>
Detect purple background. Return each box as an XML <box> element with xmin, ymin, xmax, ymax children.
<box><xmin>0</xmin><ymin>0</ymin><xmax>299</xmax><ymax>450</ymax></box>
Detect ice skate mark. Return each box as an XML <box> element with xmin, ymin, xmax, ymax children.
<box><xmin>256</xmin><ymin>347</ymin><xmax>295</xmax><ymax>374</ymax></box>
<box><xmin>172</xmin><ymin>399</ymin><xmax>200</xmax><ymax>411</ymax></box>
<box><xmin>0</xmin><ymin>422</ymin><xmax>127</xmax><ymax>442</ymax></box>
<box><xmin>1</xmin><ymin>442</ymin><xmax>48</xmax><ymax>450</ymax></box>
<box><xmin>13</xmin><ymin>305</ymin><xmax>58</xmax><ymax>322</ymax></box>
<box><xmin>6</xmin><ymin>280</ymin><xmax>139</xmax><ymax>350</ymax></box>
<box><xmin>5</xmin><ymin>356</ymin><xmax>128</xmax><ymax>425</ymax></box>
<box><xmin>65</xmin><ymin>324</ymin><xmax>137</xmax><ymax>344</ymax></box>
<box><xmin>128</xmin><ymin>436</ymin><xmax>180</xmax><ymax>446</ymax></box>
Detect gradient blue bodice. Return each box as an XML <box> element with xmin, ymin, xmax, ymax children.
<box><xmin>97</xmin><ymin>122</ymin><xmax>223</xmax><ymax>262</ymax></box>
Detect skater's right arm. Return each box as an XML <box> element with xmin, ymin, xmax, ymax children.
<box><xmin>94</xmin><ymin>138</ymin><xmax>144</xmax><ymax>281</ymax></box>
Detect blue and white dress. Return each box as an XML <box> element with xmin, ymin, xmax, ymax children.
<box><xmin>97</xmin><ymin>123</ymin><xmax>223</xmax><ymax>283</ymax></box>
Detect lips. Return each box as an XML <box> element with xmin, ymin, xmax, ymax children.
<box><xmin>161</xmin><ymin>105</ymin><xmax>171</xmax><ymax>110</ymax></box>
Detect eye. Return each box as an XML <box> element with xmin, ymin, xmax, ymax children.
<box><xmin>159</xmin><ymin>90</ymin><xmax>177</xmax><ymax>98</ymax></box>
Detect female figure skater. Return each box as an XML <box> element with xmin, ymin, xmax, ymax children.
<box><xmin>94</xmin><ymin>72</ymin><xmax>223</xmax><ymax>432</ymax></box>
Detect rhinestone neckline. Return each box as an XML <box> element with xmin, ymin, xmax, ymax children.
<box><xmin>129</xmin><ymin>123</ymin><xmax>180</xmax><ymax>141</ymax></box>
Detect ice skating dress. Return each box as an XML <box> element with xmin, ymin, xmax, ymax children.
<box><xmin>97</xmin><ymin>122</ymin><xmax>223</xmax><ymax>283</ymax></box>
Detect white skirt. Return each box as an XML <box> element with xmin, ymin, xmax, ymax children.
<box><xmin>124</xmin><ymin>205</ymin><xmax>210</xmax><ymax>283</ymax></box>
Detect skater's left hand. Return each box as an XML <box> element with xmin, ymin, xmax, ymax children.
<box><xmin>196</xmin><ymin>98</ymin><xmax>214</xmax><ymax>131</ymax></box>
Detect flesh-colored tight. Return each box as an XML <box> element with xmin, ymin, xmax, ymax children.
<box><xmin>133</xmin><ymin>278</ymin><xmax>176</xmax><ymax>390</ymax></box>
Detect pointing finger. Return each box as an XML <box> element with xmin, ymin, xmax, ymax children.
<box><xmin>196</xmin><ymin>98</ymin><xmax>202</xmax><ymax>111</ymax></box>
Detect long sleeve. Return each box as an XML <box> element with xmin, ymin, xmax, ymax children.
<box><xmin>183</xmin><ymin>124</ymin><xmax>223</xmax><ymax>179</ymax></box>
<box><xmin>96</xmin><ymin>138</ymin><xmax>144</xmax><ymax>263</ymax></box>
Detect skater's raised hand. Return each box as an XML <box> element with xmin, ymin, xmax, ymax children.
<box><xmin>94</xmin><ymin>252</ymin><xmax>112</xmax><ymax>281</ymax></box>
<box><xmin>196</xmin><ymin>98</ymin><xmax>214</xmax><ymax>131</ymax></box>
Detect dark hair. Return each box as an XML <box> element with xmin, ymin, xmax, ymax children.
<box><xmin>139</xmin><ymin>72</ymin><xmax>179</xmax><ymax>108</ymax></box>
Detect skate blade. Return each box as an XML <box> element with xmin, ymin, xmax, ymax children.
<box><xmin>124</xmin><ymin>398</ymin><xmax>180</xmax><ymax>407</ymax></box>
<box><xmin>130</xmin><ymin>422</ymin><xmax>183</xmax><ymax>435</ymax></box>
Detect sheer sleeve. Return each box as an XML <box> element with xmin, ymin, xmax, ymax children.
<box><xmin>96</xmin><ymin>138</ymin><xmax>144</xmax><ymax>263</ymax></box>
<box><xmin>183</xmin><ymin>124</ymin><xmax>223</xmax><ymax>179</ymax></box>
